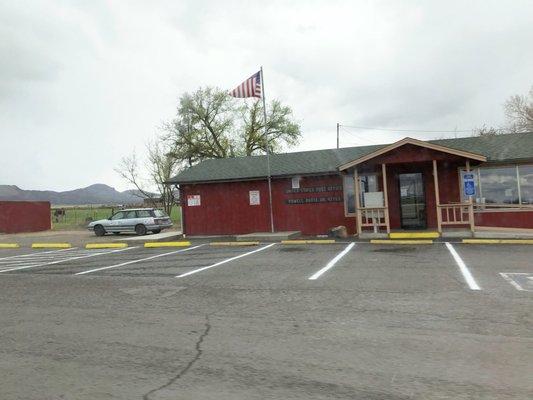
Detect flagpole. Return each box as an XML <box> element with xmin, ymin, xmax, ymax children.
<box><xmin>260</xmin><ymin>66</ymin><xmax>275</xmax><ymax>233</ymax></box>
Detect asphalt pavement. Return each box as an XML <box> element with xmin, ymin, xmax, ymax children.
<box><xmin>0</xmin><ymin>242</ymin><xmax>531</xmax><ymax>399</ymax></box>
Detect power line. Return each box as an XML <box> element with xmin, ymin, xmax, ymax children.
<box><xmin>340</xmin><ymin>127</ymin><xmax>383</xmax><ymax>145</ymax></box>
<box><xmin>340</xmin><ymin>124</ymin><xmax>473</xmax><ymax>133</ymax></box>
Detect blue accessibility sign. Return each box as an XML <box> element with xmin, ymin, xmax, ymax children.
<box><xmin>463</xmin><ymin>172</ymin><xmax>476</xmax><ymax>196</ymax></box>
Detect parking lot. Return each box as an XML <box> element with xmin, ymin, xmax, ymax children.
<box><xmin>0</xmin><ymin>242</ymin><xmax>531</xmax><ymax>399</ymax></box>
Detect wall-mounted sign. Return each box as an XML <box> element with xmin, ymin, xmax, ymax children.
<box><xmin>286</xmin><ymin>196</ymin><xmax>342</xmax><ymax>205</ymax></box>
<box><xmin>187</xmin><ymin>194</ymin><xmax>201</xmax><ymax>207</ymax></box>
<box><xmin>285</xmin><ymin>185</ymin><xmax>342</xmax><ymax>194</ymax></box>
<box><xmin>462</xmin><ymin>172</ymin><xmax>476</xmax><ymax>197</ymax></box>
<box><xmin>249</xmin><ymin>190</ymin><xmax>260</xmax><ymax>205</ymax></box>
<box><xmin>285</xmin><ymin>183</ymin><xmax>343</xmax><ymax>205</ymax></box>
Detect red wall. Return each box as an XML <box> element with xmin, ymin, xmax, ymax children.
<box><xmin>475</xmin><ymin>211</ymin><xmax>533</xmax><ymax>229</ymax></box>
<box><xmin>181</xmin><ymin>175</ymin><xmax>354</xmax><ymax>236</ymax></box>
<box><xmin>272</xmin><ymin>175</ymin><xmax>354</xmax><ymax>235</ymax></box>
<box><xmin>0</xmin><ymin>201</ymin><xmax>51</xmax><ymax>233</ymax></box>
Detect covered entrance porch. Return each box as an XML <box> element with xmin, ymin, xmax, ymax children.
<box><xmin>339</xmin><ymin>138</ymin><xmax>487</xmax><ymax>236</ymax></box>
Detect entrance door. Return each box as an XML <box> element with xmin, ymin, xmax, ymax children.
<box><xmin>398</xmin><ymin>173</ymin><xmax>426</xmax><ymax>229</ymax></box>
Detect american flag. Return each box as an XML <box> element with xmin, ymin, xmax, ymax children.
<box><xmin>229</xmin><ymin>71</ymin><xmax>262</xmax><ymax>98</ymax></box>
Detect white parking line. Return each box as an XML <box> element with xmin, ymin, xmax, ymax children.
<box><xmin>0</xmin><ymin>247</ymin><xmax>137</xmax><ymax>273</ymax></box>
<box><xmin>0</xmin><ymin>251</ymin><xmax>91</xmax><ymax>264</ymax></box>
<box><xmin>75</xmin><ymin>244</ymin><xmax>205</xmax><ymax>275</ymax></box>
<box><xmin>308</xmin><ymin>242</ymin><xmax>355</xmax><ymax>280</ymax></box>
<box><xmin>445</xmin><ymin>242</ymin><xmax>481</xmax><ymax>291</ymax></box>
<box><xmin>0</xmin><ymin>248</ymin><xmax>75</xmax><ymax>261</ymax></box>
<box><xmin>499</xmin><ymin>272</ymin><xmax>532</xmax><ymax>291</ymax></box>
<box><xmin>176</xmin><ymin>243</ymin><xmax>276</xmax><ymax>278</ymax></box>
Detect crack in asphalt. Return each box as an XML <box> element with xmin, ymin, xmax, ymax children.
<box><xmin>142</xmin><ymin>315</ymin><xmax>211</xmax><ymax>400</ymax></box>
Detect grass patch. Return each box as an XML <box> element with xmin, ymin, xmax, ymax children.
<box><xmin>51</xmin><ymin>206</ymin><xmax>181</xmax><ymax>230</ymax></box>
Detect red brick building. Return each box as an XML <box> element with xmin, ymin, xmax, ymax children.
<box><xmin>168</xmin><ymin>133</ymin><xmax>533</xmax><ymax>236</ymax></box>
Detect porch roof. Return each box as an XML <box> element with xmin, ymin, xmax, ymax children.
<box><xmin>338</xmin><ymin>137</ymin><xmax>487</xmax><ymax>171</ymax></box>
<box><xmin>168</xmin><ymin>132</ymin><xmax>533</xmax><ymax>184</ymax></box>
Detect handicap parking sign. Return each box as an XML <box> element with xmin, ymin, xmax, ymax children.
<box><xmin>463</xmin><ymin>172</ymin><xmax>476</xmax><ymax>196</ymax></box>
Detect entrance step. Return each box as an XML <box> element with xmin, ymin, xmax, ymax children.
<box><xmin>441</xmin><ymin>230</ymin><xmax>473</xmax><ymax>239</ymax></box>
<box><xmin>359</xmin><ymin>232</ymin><xmax>388</xmax><ymax>240</ymax></box>
<box><xmin>389</xmin><ymin>232</ymin><xmax>440</xmax><ymax>239</ymax></box>
<box><xmin>235</xmin><ymin>231</ymin><xmax>301</xmax><ymax>242</ymax></box>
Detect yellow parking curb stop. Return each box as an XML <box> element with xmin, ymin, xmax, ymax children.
<box><xmin>463</xmin><ymin>239</ymin><xmax>533</xmax><ymax>244</ymax></box>
<box><xmin>210</xmin><ymin>241</ymin><xmax>259</xmax><ymax>246</ymax></box>
<box><xmin>144</xmin><ymin>241</ymin><xmax>191</xmax><ymax>248</ymax></box>
<box><xmin>0</xmin><ymin>243</ymin><xmax>20</xmax><ymax>249</ymax></box>
<box><xmin>85</xmin><ymin>243</ymin><xmax>128</xmax><ymax>249</ymax></box>
<box><xmin>371</xmin><ymin>239</ymin><xmax>433</xmax><ymax>245</ymax></box>
<box><xmin>281</xmin><ymin>240</ymin><xmax>336</xmax><ymax>244</ymax></box>
<box><xmin>32</xmin><ymin>243</ymin><xmax>72</xmax><ymax>249</ymax></box>
<box><xmin>389</xmin><ymin>232</ymin><xmax>439</xmax><ymax>239</ymax></box>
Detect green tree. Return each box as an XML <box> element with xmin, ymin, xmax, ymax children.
<box><xmin>240</xmin><ymin>99</ymin><xmax>301</xmax><ymax>155</ymax></box>
<box><xmin>165</xmin><ymin>86</ymin><xmax>301</xmax><ymax>166</ymax></box>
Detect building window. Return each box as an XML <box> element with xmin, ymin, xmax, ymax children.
<box><xmin>344</xmin><ymin>173</ymin><xmax>380</xmax><ymax>215</ymax></box>
<box><xmin>291</xmin><ymin>176</ymin><xmax>300</xmax><ymax>189</ymax></box>
<box><xmin>359</xmin><ymin>175</ymin><xmax>379</xmax><ymax>207</ymax></box>
<box><xmin>343</xmin><ymin>175</ymin><xmax>355</xmax><ymax>215</ymax></box>
<box><xmin>519</xmin><ymin>165</ymin><xmax>533</xmax><ymax>205</ymax></box>
<box><xmin>461</xmin><ymin>165</ymin><xmax>533</xmax><ymax>206</ymax></box>
<box><xmin>479</xmin><ymin>166</ymin><xmax>519</xmax><ymax>204</ymax></box>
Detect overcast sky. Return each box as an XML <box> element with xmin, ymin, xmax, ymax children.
<box><xmin>1</xmin><ymin>0</ymin><xmax>532</xmax><ymax>191</ymax></box>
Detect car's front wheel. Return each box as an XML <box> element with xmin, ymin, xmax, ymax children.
<box><xmin>152</xmin><ymin>229</ymin><xmax>161</xmax><ymax>234</ymax></box>
<box><xmin>135</xmin><ymin>224</ymin><xmax>147</xmax><ymax>236</ymax></box>
<box><xmin>94</xmin><ymin>225</ymin><xmax>106</xmax><ymax>236</ymax></box>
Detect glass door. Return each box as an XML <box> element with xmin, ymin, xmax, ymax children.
<box><xmin>398</xmin><ymin>173</ymin><xmax>426</xmax><ymax>229</ymax></box>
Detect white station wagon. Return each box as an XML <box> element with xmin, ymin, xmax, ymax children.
<box><xmin>87</xmin><ymin>208</ymin><xmax>173</xmax><ymax>236</ymax></box>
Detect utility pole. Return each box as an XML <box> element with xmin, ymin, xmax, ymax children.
<box><xmin>336</xmin><ymin>122</ymin><xmax>340</xmax><ymax>149</ymax></box>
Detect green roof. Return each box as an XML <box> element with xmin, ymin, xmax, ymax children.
<box><xmin>168</xmin><ymin>132</ymin><xmax>533</xmax><ymax>184</ymax></box>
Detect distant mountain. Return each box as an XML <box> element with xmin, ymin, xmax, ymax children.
<box><xmin>0</xmin><ymin>184</ymin><xmax>153</xmax><ymax>206</ymax></box>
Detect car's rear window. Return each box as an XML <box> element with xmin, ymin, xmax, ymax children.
<box><xmin>153</xmin><ymin>210</ymin><xmax>167</xmax><ymax>217</ymax></box>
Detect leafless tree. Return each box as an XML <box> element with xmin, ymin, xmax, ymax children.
<box><xmin>115</xmin><ymin>140</ymin><xmax>181</xmax><ymax>215</ymax></box>
<box><xmin>472</xmin><ymin>124</ymin><xmax>504</xmax><ymax>137</ymax></box>
<box><xmin>504</xmin><ymin>86</ymin><xmax>533</xmax><ymax>133</ymax></box>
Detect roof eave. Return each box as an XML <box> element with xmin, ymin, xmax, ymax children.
<box><xmin>166</xmin><ymin>170</ymin><xmax>340</xmax><ymax>186</ymax></box>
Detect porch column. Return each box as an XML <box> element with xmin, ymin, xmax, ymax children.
<box><xmin>433</xmin><ymin>160</ymin><xmax>442</xmax><ymax>233</ymax></box>
<box><xmin>466</xmin><ymin>160</ymin><xmax>475</xmax><ymax>232</ymax></box>
<box><xmin>354</xmin><ymin>167</ymin><xmax>362</xmax><ymax>236</ymax></box>
<box><xmin>381</xmin><ymin>163</ymin><xmax>390</xmax><ymax>234</ymax></box>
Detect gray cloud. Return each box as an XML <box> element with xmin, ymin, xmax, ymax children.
<box><xmin>0</xmin><ymin>0</ymin><xmax>532</xmax><ymax>191</ymax></box>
